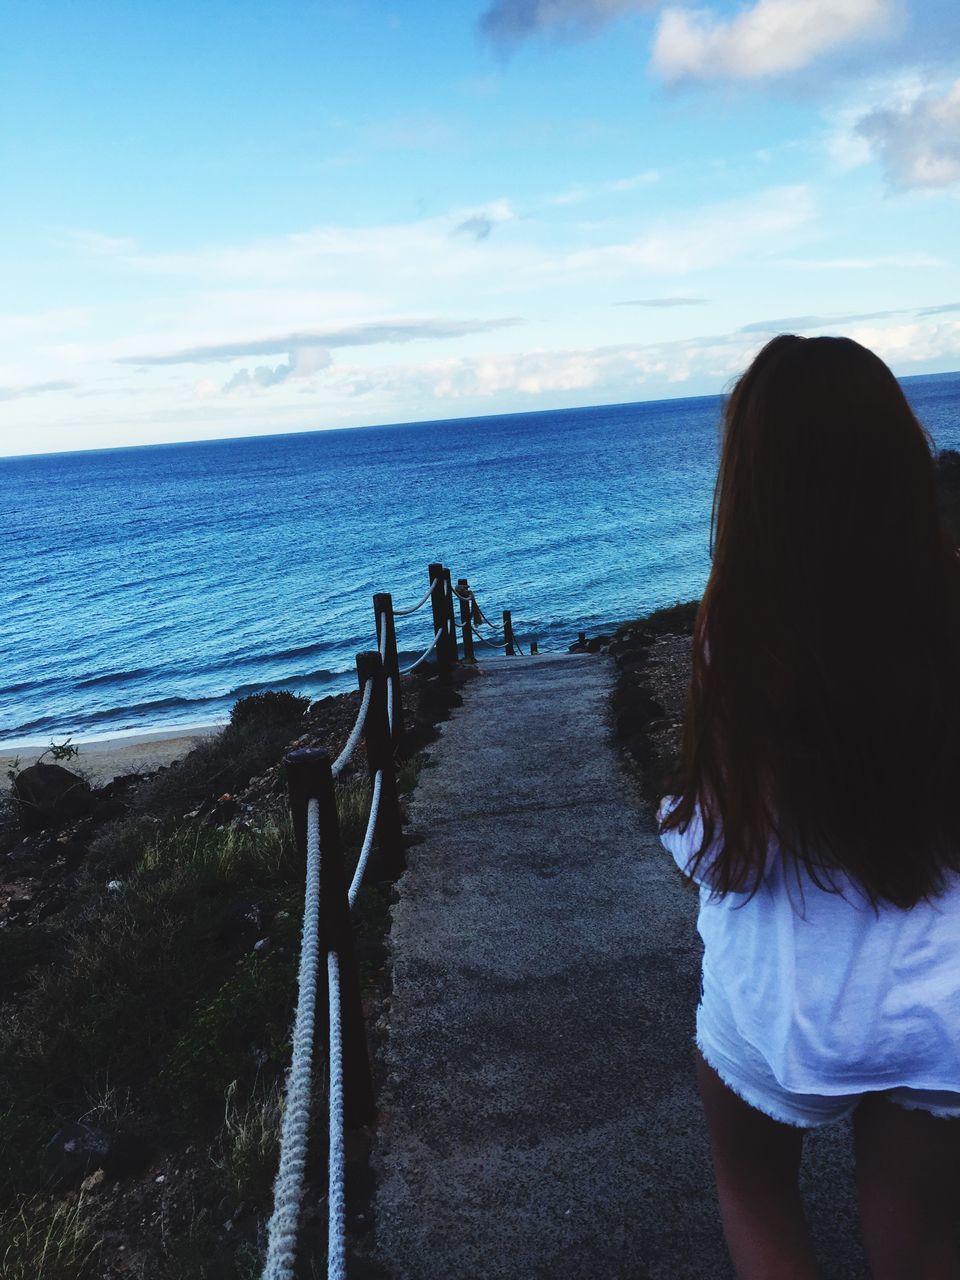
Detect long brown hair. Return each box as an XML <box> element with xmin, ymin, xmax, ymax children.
<box><xmin>661</xmin><ymin>334</ymin><xmax>960</xmax><ymax>906</ymax></box>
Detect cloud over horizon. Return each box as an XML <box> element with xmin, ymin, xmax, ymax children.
<box><xmin>0</xmin><ymin>379</ymin><xmax>77</xmax><ymax>403</ymax></box>
<box><xmin>118</xmin><ymin>317</ymin><xmax>523</xmax><ymax>368</ymax></box>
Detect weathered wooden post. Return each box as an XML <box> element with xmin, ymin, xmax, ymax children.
<box><xmin>530</xmin><ymin>639</ymin><xmax>539</xmax><ymax>655</ymax></box>
<box><xmin>428</xmin><ymin>562</ymin><xmax>451</xmax><ymax>673</ymax></box>
<box><xmin>503</xmin><ymin>609</ymin><xmax>516</xmax><ymax>657</ymax></box>
<box><xmin>442</xmin><ymin>568</ymin><xmax>459</xmax><ymax>664</ymax></box>
<box><xmin>284</xmin><ymin>748</ymin><xmax>375</xmax><ymax>1127</ymax></box>
<box><xmin>373</xmin><ymin>591</ymin><xmax>404</xmax><ymax>746</ymax></box>
<box><xmin>471</xmin><ymin>591</ymin><xmax>482</xmax><ymax>626</ymax></box>
<box><xmin>356</xmin><ymin>652</ymin><xmax>405</xmax><ymax>880</ymax></box>
<box><xmin>457</xmin><ymin>577</ymin><xmax>475</xmax><ymax>662</ymax></box>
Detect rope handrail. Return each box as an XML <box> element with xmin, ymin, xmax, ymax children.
<box><xmin>473</xmin><ymin>630</ymin><xmax>504</xmax><ymax>649</ymax></box>
<box><xmin>326</xmin><ymin>951</ymin><xmax>346</xmax><ymax>1280</ymax></box>
<box><xmin>399</xmin><ymin>626</ymin><xmax>443</xmax><ymax>675</ymax></box>
<box><xmin>330</xmin><ymin>678</ymin><xmax>373</xmax><ymax>777</ymax></box>
<box><xmin>262</xmin><ymin>799</ymin><xmax>322</xmax><ymax>1280</ymax></box>
<box><xmin>265</xmin><ymin>559</ymin><xmax>531</xmax><ymax>1277</ymax></box>
<box><xmin>392</xmin><ymin>579</ymin><xmax>438</xmax><ymax>617</ymax></box>
<box><xmin>347</xmin><ymin>769</ymin><xmax>382</xmax><ymax>908</ymax></box>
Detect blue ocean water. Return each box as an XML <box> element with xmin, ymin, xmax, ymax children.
<box><xmin>2</xmin><ymin>372</ymin><xmax>959</xmax><ymax>746</ymax></box>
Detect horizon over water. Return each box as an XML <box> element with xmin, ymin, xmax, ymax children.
<box><xmin>3</xmin><ymin>371</ymin><xmax>959</xmax><ymax>748</ymax></box>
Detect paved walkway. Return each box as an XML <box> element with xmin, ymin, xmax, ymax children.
<box><xmin>372</xmin><ymin>653</ymin><xmax>867</xmax><ymax>1279</ymax></box>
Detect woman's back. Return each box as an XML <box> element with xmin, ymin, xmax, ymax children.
<box><xmin>660</xmin><ymin>796</ymin><xmax>960</xmax><ymax>1092</ymax></box>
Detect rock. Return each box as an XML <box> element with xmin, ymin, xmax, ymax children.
<box><xmin>586</xmin><ymin>634</ymin><xmax>612</xmax><ymax>654</ymax></box>
<box><xmin>13</xmin><ymin>764</ymin><xmax>94</xmax><ymax>833</ymax></box>
<box><xmin>45</xmin><ymin>1122</ymin><xmax>111</xmax><ymax>1187</ymax></box>
<box><xmin>615</xmin><ymin>689</ymin><xmax>666</xmax><ymax>740</ymax></box>
<box><xmin>613</xmin><ymin>646</ymin><xmax>652</xmax><ymax>669</ymax></box>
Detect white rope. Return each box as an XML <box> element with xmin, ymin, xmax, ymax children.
<box><xmin>474</xmin><ymin>630</ymin><xmax>506</xmax><ymax>650</ymax></box>
<box><xmin>331</xmin><ymin>678</ymin><xmax>373</xmax><ymax>777</ymax></box>
<box><xmin>261</xmin><ymin>800</ymin><xmax>322</xmax><ymax>1280</ymax></box>
<box><xmin>326</xmin><ymin>950</ymin><xmax>347</xmax><ymax>1280</ymax></box>
<box><xmin>399</xmin><ymin>627</ymin><xmax>443</xmax><ymax>674</ymax></box>
<box><xmin>393</xmin><ymin>579</ymin><xmax>438</xmax><ymax>617</ymax></box>
<box><xmin>347</xmin><ymin>770</ymin><xmax>382</xmax><ymax>908</ymax></box>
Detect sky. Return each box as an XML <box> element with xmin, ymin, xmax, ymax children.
<box><xmin>2</xmin><ymin>0</ymin><xmax>960</xmax><ymax>457</ymax></box>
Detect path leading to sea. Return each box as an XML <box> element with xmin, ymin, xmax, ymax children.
<box><xmin>372</xmin><ymin>652</ymin><xmax>868</xmax><ymax>1280</ymax></box>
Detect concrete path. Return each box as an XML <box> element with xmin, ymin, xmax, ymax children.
<box><xmin>372</xmin><ymin>653</ymin><xmax>868</xmax><ymax>1279</ymax></box>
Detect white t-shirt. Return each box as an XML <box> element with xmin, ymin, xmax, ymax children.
<box><xmin>658</xmin><ymin>796</ymin><xmax>960</xmax><ymax>1094</ymax></box>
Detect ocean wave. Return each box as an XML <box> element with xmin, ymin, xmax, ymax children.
<box><xmin>1</xmin><ymin>669</ymin><xmax>344</xmax><ymax>739</ymax></box>
<box><xmin>75</xmin><ymin>666</ymin><xmax>155</xmax><ymax>690</ymax></box>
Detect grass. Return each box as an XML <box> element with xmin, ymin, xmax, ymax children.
<box><xmin>0</xmin><ymin>1193</ymin><xmax>103</xmax><ymax>1280</ymax></box>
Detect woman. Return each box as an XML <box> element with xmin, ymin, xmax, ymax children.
<box><xmin>659</xmin><ymin>335</ymin><xmax>960</xmax><ymax>1279</ymax></box>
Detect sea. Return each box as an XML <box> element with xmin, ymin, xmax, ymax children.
<box><xmin>3</xmin><ymin>371</ymin><xmax>959</xmax><ymax>748</ymax></box>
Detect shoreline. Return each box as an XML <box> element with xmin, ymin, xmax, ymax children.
<box><xmin>1</xmin><ymin>724</ymin><xmax>223</xmax><ymax>789</ymax></box>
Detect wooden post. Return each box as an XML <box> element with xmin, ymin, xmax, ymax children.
<box><xmin>428</xmin><ymin>562</ymin><xmax>451</xmax><ymax>673</ymax></box>
<box><xmin>356</xmin><ymin>652</ymin><xmax>405</xmax><ymax>880</ymax></box>
<box><xmin>457</xmin><ymin>577</ymin><xmax>475</xmax><ymax>662</ymax></box>
<box><xmin>503</xmin><ymin>609</ymin><xmax>516</xmax><ymax>657</ymax></box>
<box><xmin>284</xmin><ymin>748</ymin><xmax>375</xmax><ymax>1127</ymax></box>
<box><xmin>442</xmin><ymin>568</ymin><xmax>458</xmax><ymax>664</ymax></box>
<box><xmin>530</xmin><ymin>639</ymin><xmax>539</xmax><ymax>655</ymax></box>
<box><xmin>373</xmin><ymin>591</ymin><xmax>404</xmax><ymax>746</ymax></box>
<box><xmin>471</xmin><ymin>592</ymin><xmax>482</xmax><ymax>626</ymax></box>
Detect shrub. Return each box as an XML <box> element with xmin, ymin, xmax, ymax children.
<box><xmin>135</xmin><ymin>690</ymin><xmax>308</xmax><ymax>822</ymax></box>
<box><xmin>228</xmin><ymin>691</ymin><xmax>310</xmax><ymax>732</ymax></box>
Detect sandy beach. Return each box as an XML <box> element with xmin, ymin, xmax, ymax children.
<box><xmin>1</xmin><ymin>726</ymin><xmax>222</xmax><ymax>789</ymax></box>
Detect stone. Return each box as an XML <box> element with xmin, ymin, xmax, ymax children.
<box><xmin>13</xmin><ymin>764</ymin><xmax>94</xmax><ymax>833</ymax></box>
<box><xmin>45</xmin><ymin>1122</ymin><xmax>111</xmax><ymax>1186</ymax></box>
<box><xmin>615</xmin><ymin>690</ymin><xmax>666</xmax><ymax>740</ymax></box>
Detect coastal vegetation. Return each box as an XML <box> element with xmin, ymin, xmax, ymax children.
<box><xmin>0</xmin><ymin>673</ymin><xmax>456</xmax><ymax>1277</ymax></box>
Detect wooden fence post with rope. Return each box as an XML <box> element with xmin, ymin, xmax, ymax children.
<box><xmin>428</xmin><ymin>562</ymin><xmax>451</xmax><ymax>674</ymax></box>
<box><xmin>356</xmin><ymin>651</ymin><xmax>405</xmax><ymax>881</ymax></box>
<box><xmin>457</xmin><ymin>577</ymin><xmax>475</xmax><ymax>662</ymax></box>
<box><xmin>373</xmin><ymin>591</ymin><xmax>404</xmax><ymax>747</ymax></box>
<box><xmin>503</xmin><ymin>609</ymin><xmax>516</xmax><ymax>657</ymax></box>
<box><xmin>442</xmin><ymin>567</ymin><xmax>458</xmax><ymax>665</ymax></box>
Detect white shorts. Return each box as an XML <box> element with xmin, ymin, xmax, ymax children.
<box><xmin>696</xmin><ymin>966</ymin><xmax>960</xmax><ymax>1129</ymax></box>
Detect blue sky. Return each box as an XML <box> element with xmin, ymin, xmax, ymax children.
<box><xmin>2</xmin><ymin>0</ymin><xmax>959</xmax><ymax>455</ymax></box>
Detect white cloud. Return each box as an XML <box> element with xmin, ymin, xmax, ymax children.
<box><xmin>555</xmin><ymin>184</ymin><xmax>815</xmax><ymax>275</ymax></box>
<box><xmin>221</xmin><ymin>346</ymin><xmax>332</xmax><ymax>394</ymax></box>
<box><xmin>847</xmin><ymin>317</ymin><xmax>960</xmax><ymax>363</ymax></box>
<box><xmin>652</xmin><ymin>0</ymin><xmax>894</xmax><ymax>82</ymax></box>
<box><xmin>857</xmin><ymin>78</ymin><xmax>960</xmax><ymax>188</ymax></box>
<box><xmin>0</xmin><ymin>379</ymin><xmax>76</xmax><ymax>403</ymax></box>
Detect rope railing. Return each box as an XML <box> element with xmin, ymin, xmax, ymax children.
<box><xmin>392</xmin><ymin>579</ymin><xmax>438</xmax><ymax>616</ymax></box>
<box><xmin>331</xmin><ymin>678</ymin><xmax>373</xmax><ymax>777</ymax></box>
<box><xmin>398</xmin><ymin>626</ymin><xmax>443</xmax><ymax>675</ymax></box>
<box><xmin>262</xmin><ymin>799</ymin><xmax>322</xmax><ymax>1280</ymax></box>
<box><xmin>262</xmin><ymin>559</ymin><xmax>536</xmax><ymax>1279</ymax></box>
